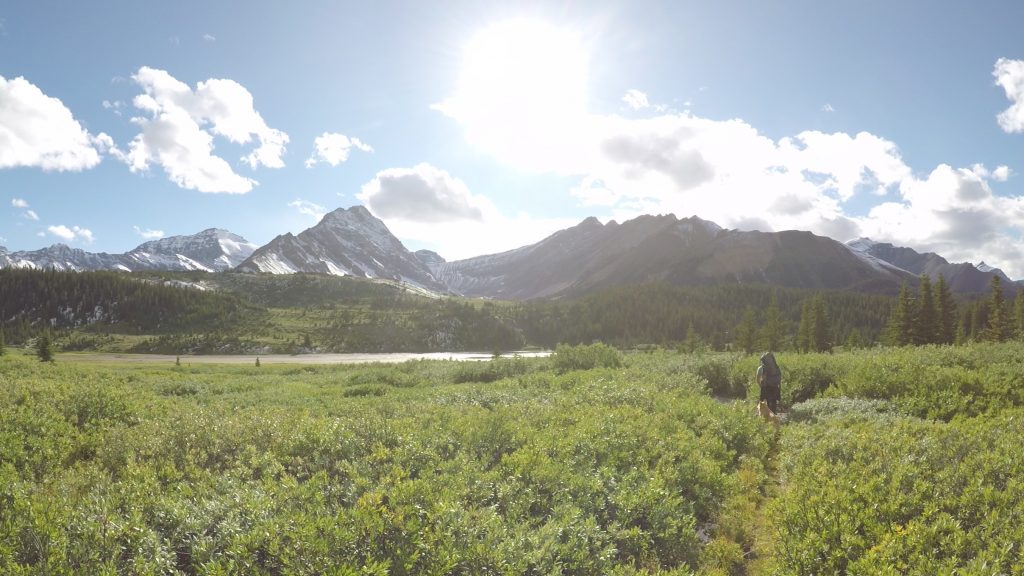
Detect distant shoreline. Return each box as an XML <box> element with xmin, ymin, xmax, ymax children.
<box><xmin>57</xmin><ymin>351</ymin><xmax>552</xmax><ymax>365</ymax></box>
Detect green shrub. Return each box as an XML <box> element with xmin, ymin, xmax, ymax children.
<box><xmin>787</xmin><ymin>397</ymin><xmax>898</xmax><ymax>424</ymax></box>
<box><xmin>452</xmin><ymin>356</ymin><xmax>531</xmax><ymax>384</ymax></box>
<box><xmin>341</xmin><ymin>384</ymin><xmax>388</xmax><ymax>397</ymax></box>
<box><xmin>770</xmin><ymin>411</ymin><xmax>1024</xmax><ymax>574</ymax></box>
<box><xmin>691</xmin><ymin>355</ymin><xmax>744</xmax><ymax>398</ymax></box>
<box><xmin>345</xmin><ymin>367</ymin><xmax>416</xmax><ymax>388</ymax></box>
<box><xmin>551</xmin><ymin>343</ymin><xmax>623</xmax><ymax>373</ymax></box>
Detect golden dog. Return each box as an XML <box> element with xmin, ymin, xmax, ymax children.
<box><xmin>757</xmin><ymin>400</ymin><xmax>781</xmax><ymax>425</ymax></box>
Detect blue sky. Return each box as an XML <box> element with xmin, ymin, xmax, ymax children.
<box><xmin>4</xmin><ymin>1</ymin><xmax>1024</xmax><ymax>275</ymax></box>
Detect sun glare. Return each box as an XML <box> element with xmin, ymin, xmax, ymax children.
<box><xmin>437</xmin><ymin>18</ymin><xmax>591</xmax><ymax>171</ymax></box>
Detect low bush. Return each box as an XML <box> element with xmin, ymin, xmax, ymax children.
<box><xmin>551</xmin><ymin>343</ymin><xmax>623</xmax><ymax>373</ymax></box>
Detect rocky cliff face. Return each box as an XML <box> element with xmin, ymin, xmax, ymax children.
<box><xmin>847</xmin><ymin>238</ymin><xmax>1015</xmax><ymax>293</ymax></box>
<box><xmin>236</xmin><ymin>206</ymin><xmax>446</xmax><ymax>292</ymax></box>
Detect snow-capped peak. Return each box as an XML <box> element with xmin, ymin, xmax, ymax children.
<box><xmin>846</xmin><ymin>237</ymin><xmax>878</xmax><ymax>252</ymax></box>
<box><xmin>0</xmin><ymin>229</ymin><xmax>257</xmax><ymax>273</ymax></box>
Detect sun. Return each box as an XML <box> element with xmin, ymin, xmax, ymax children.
<box><xmin>436</xmin><ymin>18</ymin><xmax>591</xmax><ymax>172</ymax></box>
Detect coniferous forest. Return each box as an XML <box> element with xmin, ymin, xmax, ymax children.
<box><xmin>4</xmin><ymin>268</ymin><xmax>1023</xmax><ymax>354</ymax></box>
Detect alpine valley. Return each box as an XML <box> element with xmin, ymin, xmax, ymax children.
<box><xmin>0</xmin><ymin>205</ymin><xmax>1017</xmax><ymax>298</ymax></box>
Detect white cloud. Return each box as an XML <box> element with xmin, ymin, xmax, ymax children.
<box><xmin>133</xmin><ymin>225</ymin><xmax>164</xmax><ymax>239</ymax></box>
<box><xmin>622</xmin><ymin>89</ymin><xmax>650</xmax><ymax>110</ymax></box>
<box><xmin>125</xmin><ymin>66</ymin><xmax>288</xmax><ymax>193</ymax></box>
<box><xmin>203</xmin><ymin>33</ymin><xmax>216</xmax><ymax>42</ymax></box>
<box><xmin>854</xmin><ymin>165</ymin><xmax>1024</xmax><ymax>272</ymax></box>
<box><xmin>821</xmin><ymin>103</ymin><xmax>835</xmax><ymax>113</ymax></box>
<box><xmin>48</xmin><ymin>225</ymin><xmax>93</xmax><ymax>243</ymax></box>
<box><xmin>437</xmin><ymin>44</ymin><xmax>1024</xmax><ymax>277</ymax></box>
<box><xmin>102</xmin><ymin>99</ymin><xmax>125</xmax><ymax>116</ymax></box>
<box><xmin>995</xmin><ymin>58</ymin><xmax>1024</xmax><ymax>133</ymax></box>
<box><xmin>0</xmin><ymin>75</ymin><xmax>106</xmax><ymax>171</ymax></box>
<box><xmin>970</xmin><ymin>163</ymin><xmax>1011</xmax><ymax>182</ymax></box>
<box><xmin>358</xmin><ymin>163</ymin><xmax>576</xmax><ymax>260</ymax></box>
<box><xmin>288</xmin><ymin>199</ymin><xmax>326</xmax><ymax>221</ymax></box>
<box><xmin>358</xmin><ymin>163</ymin><xmax>487</xmax><ymax>223</ymax></box>
<box><xmin>305</xmin><ymin>132</ymin><xmax>373</xmax><ymax>167</ymax></box>
<box><xmin>11</xmin><ymin>198</ymin><xmax>39</xmax><ymax>221</ymax></box>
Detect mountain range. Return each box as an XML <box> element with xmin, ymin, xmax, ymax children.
<box><xmin>1</xmin><ymin>206</ymin><xmax>1016</xmax><ymax>299</ymax></box>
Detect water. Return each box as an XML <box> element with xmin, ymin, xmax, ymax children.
<box><xmin>62</xmin><ymin>351</ymin><xmax>551</xmax><ymax>365</ymax></box>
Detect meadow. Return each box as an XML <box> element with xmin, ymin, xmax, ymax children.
<box><xmin>2</xmin><ymin>342</ymin><xmax>1023</xmax><ymax>574</ymax></box>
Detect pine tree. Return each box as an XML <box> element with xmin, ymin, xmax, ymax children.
<box><xmin>884</xmin><ymin>282</ymin><xmax>915</xmax><ymax>346</ymax></box>
<box><xmin>735</xmin><ymin>306</ymin><xmax>758</xmax><ymax>354</ymax></box>
<box><xmin>984</xmin><ymin>275</ymin><xmax>1009</xmax><ymax>342</ymax></box>
<box><xmin>811</xmin><ymin>295</ymin><xmax>830</xmax><ymax>352</ymax></box>
<box><xmin>35</xmin><ymin>332</ymin><xmax>54</xmax><ymax>362</ymax></box>
<box><xmin>934</xmin><ymin>275</ymin><xmax>957</xmax><ymax>344</ymax></box>
<box><xmin>1015</xmin><ymin>291</ymin><xmax>1024</xmax><ymax>341</ymax></box>
<box><xmin>684</xmin><ymin>321</ymin><xmax>701</xmax><ymax>353</ymax></box>
<box><xmin>796</xmin><ymin>300</ymin><xmax>813</xmax><ymax>352</ymax></box>
<box><xmin>914</xmin><ymin>275</ymin><xmax>937</xmax><ymax>345</ymax></box>
<box><xmin>845</xmin><ymin>328</ymin><xmax>865</xmax><ymax>349</ymax></box>
<box><xmin>971</xmin><ymin>303</ymin><xmax>988</xmax><ymax>342</ymax></box>
<box><xmin>759</xmin><ymin>291</ymin><xmax>785</xmax><ymax>352</ymax></box>
<box><xmin>255</xmin><ymin>356</ymin><xmax>261</xmax><ymax>367</ymax></box>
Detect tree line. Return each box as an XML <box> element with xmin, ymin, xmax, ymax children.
<box><xmin>14</xmin><ymin>269</ymin><xmax>1022</xmax><ymax>355</ymax></box>
<box><xmin>884</xmin><ymin>274</ymin><xmax>1024</xmax><ymax>346</ymax></box>
<box><xmin>0</xmin><ymin>268</ymin><xmax>256</xmax><ymax>343</ymax></box>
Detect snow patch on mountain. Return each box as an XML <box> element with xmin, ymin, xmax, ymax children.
<box><xmin>236</xmin><ymin>206</ymin><xmax>447</xmax><ymax>293</ymax></box>
<box><xmin>846</xmin><ymin>237</ymin><xmax>879</xmax><ymax>252</ymax></box>
<box><xmin>0</xmin><ymin>229</ymin><xmax>257</xmax><ymax>273</ymax></box>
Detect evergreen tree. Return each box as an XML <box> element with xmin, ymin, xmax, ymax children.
<box><xmin>0</xmin><ymin>329</ymin><xmax>5</xmax><ymax>356</ymax></box>
<box><xmin>734</xmin><ymin>306</ymin><xmax>758</xmax><ymax>354</ymax></box>
<box><xmin>844</xmin><ymin>328</ymin><xmax>865</xmax><ymax>349</ymax></box>
<box><xmin>684</xmin><ymin>321</ymin><xmax>701</xmax><ymax>353</ymax></box>
<box><xmin>884</xmin><ymin>282</ymin><xmax>915</xmax><ymax>346</ymax></box>
<box><xmin>935</xmin><ymin>275</ymin><xmax>957</xmax><ymax>344</ymax></box>
<box><xmin>1015</xmin><ymin>291</ymin><xmax>1024</xmax><ymax>341</ymax></box>
<box><xmin>914</xmin><ymin>275</ymin><xmax>937</xmax><ymax>345</ymax></box>
<box><xmin>255</xmin><ymin>356</ymin><xmax>261</xmax><ymax>367</ymax></box>
<box><xmin>984</xmin><ymin>275</ymin><xmax>1009</xmax><ymax>342</ymax></box>
<box><xmin>970</xmin><ymin>303</ymin><xmax>988</xmax><ymax>342</ymax></box>
<box><xmin>796</xmin><ymin>300</ymin><xmax>813</xmax><ymax>353</ymax></box>
<box><xmin>811</xmin><ymin>294</ymin><xmax>830</xmax><ymax>352</ymax></box>
<box><xmin>35</xmin><ymin>332</ymin><xmax>54</xmax><ymax>362</ymax></box>
<box><xmin>759</xmin><ymin>291</ymin><xmax>785</xmax><ymax>352</ymax></box>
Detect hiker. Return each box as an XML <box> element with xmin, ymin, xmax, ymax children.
<box><xmin>756</xmin><ymin>351</ymin><xmax>782</xmax><ymax>413</ymax></box>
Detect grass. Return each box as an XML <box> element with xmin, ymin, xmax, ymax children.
<box><xmin>3</xmin><ymin>342</ymin><xmax>1024</xmax><ymax>574</ymax></box>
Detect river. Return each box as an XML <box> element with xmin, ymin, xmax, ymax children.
<box><xmin>59</xmin><ymin>351</ymin><xmax>551</xmax><ymax>365</ymax></box>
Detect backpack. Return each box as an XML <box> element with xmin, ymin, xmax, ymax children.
<box><xmin>760</xmin><ymin>353</ymin><xmax>781</xmax><ymax>387</ymax></box>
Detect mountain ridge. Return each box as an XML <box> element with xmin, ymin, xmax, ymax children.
<box><xmin>0</xmin><ymin>228</ymin><xmax>256</xmax><ymax>272</ymax></box>
<box><xmin>3</xmin><ymin>207</ymin><xmax>1016</xmax><ymax>298</ymax></box>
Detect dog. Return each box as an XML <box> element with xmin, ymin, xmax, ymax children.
<box><xmin>757</xmin><ymin>400</ymin><xmax>781</xmax><ymax>425</ymax></box>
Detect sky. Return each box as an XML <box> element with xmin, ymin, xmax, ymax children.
<box><xmin>5</xmin><ymin>1</ymin><xmax>1024</xmax><ymax>276</ymax></box>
